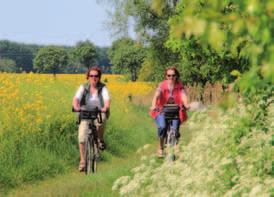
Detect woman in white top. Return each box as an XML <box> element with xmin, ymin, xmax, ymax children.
<box><xmin>73</xmin><ymin>66</ymin><xmax>110</xmax><ymax>172</ymax></box>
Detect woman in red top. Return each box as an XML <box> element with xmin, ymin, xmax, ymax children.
<box><xmin>149</xmin><ymin>66</ymin><xmax>189</xmax><ymax>157</ymax></box>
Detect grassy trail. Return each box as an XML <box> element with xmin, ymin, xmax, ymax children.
<box><xmin>7</xmin><ymin>145</ymin><xmax>157</xmax><ymax>197</ymax></box>
<box><xmin>0</xmin><ymin>74</ymin><xmax>158</xmax><ymax>196</ymax></box>
<box><xmin>5</xmin><ymin>103</ymin><xmax>158</xmax><ymax>197</ymax></box>
<box><xmin>4</xmin><ymin>101</ymin><xmax>158</xmax><ymax>197</ymax></box>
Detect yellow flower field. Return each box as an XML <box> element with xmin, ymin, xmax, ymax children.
<box><xmin>0</xmin><ymin>73</ymin><xmax>154</xmax><ymax>136</ymax></box>
<box><xmin>0</xmin><ymin>73</ymin><xmax>157</xmax><ymax>192</ymax></box>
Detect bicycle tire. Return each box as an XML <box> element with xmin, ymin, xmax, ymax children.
<box><xmin>84</xmin><ymin>138</ymin><xmax>92</xmax><ymax>174</ymax></box>
<box><xmin>91</xmin><ymin>138</ymin><xmax>97</xmax><ymax>173</ymax></box>
<box><xmin>167</xmin><ymin>128</ymin><xmax>177</xmax><ymax>161</ymax></box>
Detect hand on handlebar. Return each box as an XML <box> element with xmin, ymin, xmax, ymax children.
<box><xmin>150</xmin><ymin>105</ymin><xmax>157</xmax><ymax>111</ymax></box>
<box><xmin>72</xmin><ymin>106</ymin><xmax>80</xmax><ymax>112</ymax></box>
<box><xmin>72</xmin><ymin>107</ymin><xmax>102</xmax><ymax>113</ymax></box>
<box><xmin>182</xmin><ymin>104</ymin><xmax>190</xmax><ymax>111</ymax></box>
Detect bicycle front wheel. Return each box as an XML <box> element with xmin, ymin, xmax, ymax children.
<box><xmin>167</xmin><ymin>129</ymin><xmax>177</xmax><ymax>161</ymax></box>
<box><xmin>91</xmin><ymin>138</ymin><xmax>98</xmax><ymax>173</ymax></box>
<box><xmin>84</xmin><ymin>138</ymin><xmax>92</xmax><ymax>174</ymax></box>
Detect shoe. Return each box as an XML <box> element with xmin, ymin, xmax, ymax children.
<box><xmin>157</xmin><ymin>149</ymin><xmax>164</xmax><ymax>158</ymax></box>
<box><xmin>79</xmin><ymin>161</ymin><xmax>85</xmax><ymax>172</ymax></box>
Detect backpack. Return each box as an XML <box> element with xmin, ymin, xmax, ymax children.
<box><xmin>80</xmin><ymin>82</ymin><xmax>110</xmax><ymax>119</ymax></box>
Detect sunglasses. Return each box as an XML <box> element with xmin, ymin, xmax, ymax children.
<box><xmin>167</xmin><ymin>74</ymin><xmax>176</xmax><ymax>78</ymax></box>
<box><xmin>89</xmin><ymin>75</ymin><xmax>99</xmax><ymax>78</ymax></box>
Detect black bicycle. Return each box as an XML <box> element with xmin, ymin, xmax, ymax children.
<box><xmin>73</xmin><ymin>107</ymin><xmax>102</xmax><ymax>174</ymax></box>
<box><xmin>162</xmin><ymin>104</ymin><xmax>180</xmax><ymax>161</ymax></box>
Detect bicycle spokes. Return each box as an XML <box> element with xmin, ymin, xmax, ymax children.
<box><xmin>166</xmin><ymin>128</ymin><xmax>177</xmax><ymax>161</ymax></box>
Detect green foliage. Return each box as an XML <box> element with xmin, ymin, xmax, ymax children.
<box><xmin>0</xmin><ymin>117</ymin><xmax>77</xmax><ymax>191</ymax></box>
<box><xmin>96</xmin><ymin>47</ymin><xmax>110</xmax><ymax>66</ymax></box>
<box><xmin>165</xmin><ymin>0</ymin><xmax>273</xmax><ymax>135</ymax></box>
<box><xmin>108</xmin><ymin>38</ymin><xmax>146</xmax><ymax>81</ymax></box>
<box><xmin>0</xmin><ymin>39</ymin><xmax>110</xmax><ymax>73</ymax></box>
<box><xmin>0</xmin><ymin>58</ymin><xmax>17</xmax><ymax>72</ymax></box>
<box><xmin>138</xmin><ymin>58</ymin><xmax>156</xmax><ymax>81</ymax></box>
<box><xmin>74</xmin><ymin>40</ymin><xmax>97</xmax><ymax>69</ymax></box>
<box><xmin>0</xmin><ymin>40</ymin><xmax>38</xmax><ymax>72</ymax></box>
<box><xmin>104</xmin><ymin>0</ymin><xmax>272</xmax><ymax>93</ymax></box>
<box><xmin>34</xmin><ymin>46</ymin><xmax>68</xmax><ymax>75</ymax></box>
<box><xmin>102</xmin><ymin>0</ymin><xmax>180</xmax><ymax>81</ymax></box>
<box><xmin>168</xmin><ymin>0</ymin><xmax>273</xmax><ymax>83</ymax></box>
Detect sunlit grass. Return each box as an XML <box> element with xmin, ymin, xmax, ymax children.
<box><xmin>113</xmin><ymin>103</ymin><xmax>273</xmax><ymax>196</ymax></box>
<box><xmin>0</xmin><ymin>73</ymin><xmax>155</xmax><ymax>193</ymax></box>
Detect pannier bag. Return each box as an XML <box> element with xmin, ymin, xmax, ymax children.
<box><xmin>163</xmin><ymin>104</ymin><xmax>180</xmax><ymax>119</ymax></box>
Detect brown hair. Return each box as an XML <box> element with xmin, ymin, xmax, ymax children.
<box><xmin>86</xmin><ymin>66</ymin><xmax>102</xmax><ymax>80</ymax></box>
<box><xmin>165</xmin><ymin>66</ymin><xmax>180</xmax><ymax>82</ymax></box>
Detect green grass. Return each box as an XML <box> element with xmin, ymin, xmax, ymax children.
<box><xmin>7</xmin><ymin>147</ymin><xmax>157</xmax><ymax>197</ymax></box>
<box><xmin>0</xmin><ymin>76</ymin><xmax>156</xmax><ymax>195</ymax></box>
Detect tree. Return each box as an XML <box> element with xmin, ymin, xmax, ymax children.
<box><xmin>74</xmin><ymin>40</ymin><xmax>96</xmax><ymax>69</ymax></box>
<box><xmin>0</xmin><ymin>40</ymin><xmax>36</xmax><ymax>72</ymax></box>
<box><xmin>34</xmin><ymin>46</ymin><xmax>68</xmax><ymax>76</ymax></box>
<box><xmin>0</xmin><ymin>58</ymin><xmax>17</xmax><ymax>72</ymax></box>
<box><xmin>108</xmin><ymin>38</ymin><xmax>146</xmax><ymax>81</ymax></box>
<box><xmin>100</xmin><ymin>0</ymin><xmax>180</xmax><ymax>81</ymax></box>
<box><xmin>95</xmin><ymin>46</ymin><xmax>112</xmax><ymax>73</ymax></box>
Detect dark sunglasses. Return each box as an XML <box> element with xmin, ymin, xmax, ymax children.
<box><xmin>89</xmin><ymin>75</ymin><xmax>99</xmax><ymax>78</ymax></box>
<box><xmin>167</xmin><ymin>74</ymin><xmax>176</xmax><ymax>78</ymax></box>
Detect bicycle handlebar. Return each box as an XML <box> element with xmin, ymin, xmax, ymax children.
<box><xmin>152</xmin><ymin>104</ymin><xmax>189</xmax><ymax>112</ymax></box>
<box><xmin>72</xmin><ymin>107</ymin><xmax>103</xmax><ymax>124</ymax></box>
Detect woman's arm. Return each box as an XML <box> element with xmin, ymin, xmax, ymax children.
<box><xmin>150</xmin><ymin>90</ymin><xmax>160</xmax><ymax>110</ymax></box>
<box><xmin>73</xmin><ymin>97</ymin><xmax>80</xmax><ymax>111</ymax></box>
<box><xmin>72</xmin><ymin>85</ymin><xmax>84</xmax><ymax>111</ymax></box>
<box><xmin>101</xmin><ymin>87</ymin><xmax>110</xmax><ymax>112</ymax></box>
<box><xmin>101</xmin><ymin>100</ymin><xmax>110</xmax><ymax>112</ymax></box>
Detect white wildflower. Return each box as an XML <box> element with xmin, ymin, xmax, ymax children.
<box><xmin>112</xmin><ymin>176</ymin><xmax>131</xmax><ymax>191</ymax></box>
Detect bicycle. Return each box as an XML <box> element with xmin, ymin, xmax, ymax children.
<box><xmin>162</xmin><ymin>104</ymin><xmax>180</xmax><ymax>161</ymax></box>
<box><xmin>73</xmin><ymin>107</ymin><xmax>102</xmax><ymax>174</ymax></box>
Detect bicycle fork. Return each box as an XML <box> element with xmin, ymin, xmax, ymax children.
<box><xmin>167</xmin><ymin>127</ymin><xmax>177</xmax><ymax>161</ymax></box>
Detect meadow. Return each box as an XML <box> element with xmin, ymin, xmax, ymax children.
<box><xmin>112</xmin><ymin>99</ymin><xmax>273</xmax><ymax>196</ymax></box>
<box><xmin>0</xmin><ymin>73</ymin><xmax>272</xmax><ymax>196</ymax></box>
<box><xmin>0</xmin><ymin>73</ymin><xmax>156</xmax><ymax>194</ymax></box>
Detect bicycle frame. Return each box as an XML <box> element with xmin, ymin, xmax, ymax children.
<box><xmin>85</xmin><ymin>120</ymin><xmax>99</xmax><ymax>174</ymax></box>
<box><xmin>73</xmin><ymin>107</ymin><xmax>102</xmax><ymax>174</ymax></box>
<box><xmin>163</xmin><ymin>104</ymin><xmax>180</xmax><ymax>161</ymax></box>
<box><xmin>165</xmin><ymin>117</ymin><xmax>179</xmax><ymax>161</ymax></box>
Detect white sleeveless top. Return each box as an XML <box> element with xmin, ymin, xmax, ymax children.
<box><xmin>75</xmin><ymin>85</ymin><xmax>110</xmax><ymax>110</ymax></box>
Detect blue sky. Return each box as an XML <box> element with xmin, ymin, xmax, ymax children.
<box><xmin>0</xmin><ymin>0</ymin><xmax>119</xmax><ymax>46</ymax></box>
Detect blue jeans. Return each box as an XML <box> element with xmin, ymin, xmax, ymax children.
<box><xmin>155</xmin><ymin>113</ymin><xmax>180</xmax><ymax>138</ymax></box>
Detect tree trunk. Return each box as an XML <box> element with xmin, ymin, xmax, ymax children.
<box><xmin>131</xmin><ymin>68</ymin><xmax>137</xmax><ymax>81</ymax></box>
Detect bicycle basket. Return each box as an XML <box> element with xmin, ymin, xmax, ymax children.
<box><xmin>80</xmin><ymin>111</ymin><xmax>98</xmax><ymax>120</ymax></box>
<box><xmin>163</xmin><ymin>104</ymin><xmax>180</xmax><ymax>119</ymax></box>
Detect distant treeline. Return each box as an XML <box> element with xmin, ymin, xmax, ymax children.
<box><xmin>0</xmin><ymin>40</ymin><xmax>111</xmax><ymax>73</ymax></box>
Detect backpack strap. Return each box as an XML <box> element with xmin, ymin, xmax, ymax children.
<box><xmin>97</xmin><ymin>82</ymin><xmax>110</xmax><ymax>119</ymax></box>
<box><xmin>80</xmin><ymin>83</ymin><xmax>90</xmax><ymax>106</ymax></box>
<box><xmin>97</xmin><ymin>82</ymin><xmax>106</xmax><ymax>107</ymax></box>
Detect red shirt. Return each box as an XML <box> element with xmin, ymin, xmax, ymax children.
<box><xmin>149</xmin><ymin>80</ymin><xmax>187</xmax><ymax>123</ymax></box>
